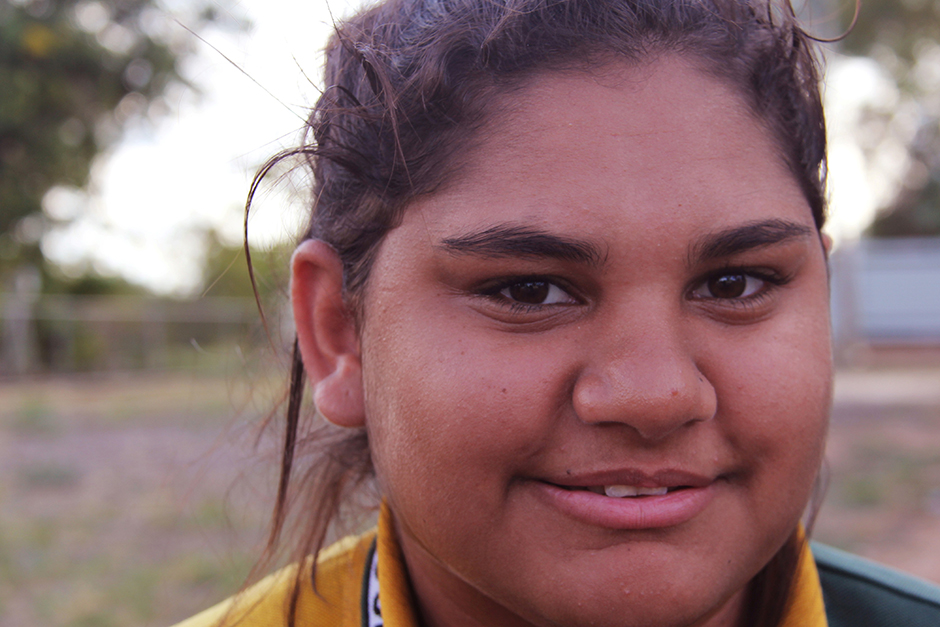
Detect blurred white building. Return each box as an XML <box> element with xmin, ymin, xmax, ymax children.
<box><xmin>831</xmin><ymin>238</ymin><xmax>940</xmax><ymax>356</ymax></box>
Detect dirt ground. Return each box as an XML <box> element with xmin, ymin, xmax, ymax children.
<box><xmin>0</xmin><ymin>373</ymin><xmax>283</xmax><ymax>627</ymax></box>
<box><xmin>814</xmin><ymin>366</ymin><xmax>940</xmax><ymax>582</ymax></box>
<box><xmin>1</xmin><ymin>363</ymin><xmax>938</xmax><ymax>627</ymax></box>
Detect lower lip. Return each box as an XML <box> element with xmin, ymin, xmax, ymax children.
<box><xmin>532</xmin><ymin>482</ymin><xmax>717</xmax><ymax>530</ymax></box>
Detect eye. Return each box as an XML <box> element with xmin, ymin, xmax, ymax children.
<box><xmin>692</xmin><ymin>272</ymin><xmax>766</xmax><ymax>300</ymax></box>
<box><xmin>499</xmin><ymin>280</ymin><xmax>575</xmax><ymax>305</ymax></box>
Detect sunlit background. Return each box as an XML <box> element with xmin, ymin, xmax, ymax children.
<box><xmin>2</xmin><ymin>0</ymin><xmax>940</xmax><ymax>625</ymax></box>
<box><xmin>10</xmin><ymin>1</ymin><xmax>940</xmax><ymax>296</ymax></box>
<box><xmin>18</xmin><ymin>0</ymin><xmax>363</xmax><ymax>295</ymax></box>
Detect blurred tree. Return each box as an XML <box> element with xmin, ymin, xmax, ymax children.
<box><xmin>829</xmin><ymin>0</ymin><xmax>940</xmax><ymax>236</ymax></box>
<box><xmin>869</xmin><ymin>122</ymin><xmax>940</xmax><ymax>236</ymax></box>
<box><xmin>43</xmin><ymin>267</ymin><xmax>148</xmax><ymax>295</ymax></box>
<box><xmin>200</xmin><ymin>228</ymin><xmax>290</xmax><ymax>301</ymax></box>
<box><xmin>0</xmin><ymin>0</ymin><xmax>245</xmax><ymax>276</ymax></box>
<box><xmin>840</xmin><ymin>0</ymin><xmax>940</xmax><ymax>63</ymax></box>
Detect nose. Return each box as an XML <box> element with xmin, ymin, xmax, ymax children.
<box><xmin>572</xmin><ymin>310</ymin><xmax>717</xmax><ymax>442</ymax></box>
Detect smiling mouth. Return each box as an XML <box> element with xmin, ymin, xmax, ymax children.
<box><xmin>536</xmin><ymin>476</ymin><xmax>718</xmax><ymax>529</ymax></box>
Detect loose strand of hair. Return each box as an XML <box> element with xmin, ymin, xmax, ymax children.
<box><xmin>746</xmin><ymin>530</ymin><xmax>805</xmax><ymax>627</ymax></box>
<box><xmin>804</xmin><ymin>460</ymin><xmax>830</xmax><ymax>535</ymax></box>
<box><xmin>244</xmin><ymin>154</ymin><xmax>284</xmax><ymax>352</ymax></box>
<box><xmin>803</xmin><ymin>0</ymin><xmax>860</xmax><ymax>44</ymax></box>
<box><xmin>267</xmin><ymin>339</ymin><xmax>306</xmax><ymax>551</ymax></box>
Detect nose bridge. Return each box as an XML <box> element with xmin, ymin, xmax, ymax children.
<box><xmin>572</xmin><ymin>295</ymin><xmax>717</xmax><ymax>440</ymax></box>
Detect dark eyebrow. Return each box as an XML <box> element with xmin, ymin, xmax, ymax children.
<box><xmin>439</xmin><ymin>224</ymin><xmax>604</xmax><ymax>266</ymax></box>
<box><xmin>691</xmin><ymin>219</ymin><xmax>814</xmax><ymax>263</ymax></box>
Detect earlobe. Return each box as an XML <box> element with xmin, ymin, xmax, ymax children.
<box><xmin>291</xmin><ymin>240</ymin><xmax>366</xmax><ymax>428</ymax></box>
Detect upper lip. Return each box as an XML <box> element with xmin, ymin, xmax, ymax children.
<box><xmin>542</xmin><ymin>469</ymin><xmax>715</xmax><ymax>489</ymax></box>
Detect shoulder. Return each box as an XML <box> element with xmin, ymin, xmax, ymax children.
<box><xmin>170</xmin><ymin>531</ymin><xmax>376</xmax><ymax>627</ymax></box>
<box><xmin>812</xmin><ymin>542</ymin><xmax>940</xmax><ymax>627</ymax></box>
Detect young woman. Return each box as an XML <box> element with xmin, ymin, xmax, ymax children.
<box><xmin>176</xmin><ymin>1</ymin><xmax>940</xmax><ymax>626</ymax></box>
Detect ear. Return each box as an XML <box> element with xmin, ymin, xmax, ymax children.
<box><xmin>821</xmin><ymin>232</ymin><xmax>833</xmax><ymax>256</ymax></box>
<box><xmin>291</xmin><ymin>240</ymin><xmax>365</xmax><ymax>428</ymax></box>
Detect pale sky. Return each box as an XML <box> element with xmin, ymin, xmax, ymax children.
<box><xmin>42</xmin><ymin>0</ymin><xmax>364</xmax><ymax>294</ymax></box>
<box><xmin>39</xmin><ymin>0</ymin><xmax>891</xmax><ymax>295</ymax></box>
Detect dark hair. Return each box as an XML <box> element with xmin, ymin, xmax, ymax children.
<box><xmin>246</xmin><ymin>1</ymin><xmax>829</xmax><ymax>625</ymax></box>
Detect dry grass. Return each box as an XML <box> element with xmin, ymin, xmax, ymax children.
<box><xmin>0</xmin><ymin>373</ymin><xmax>283</xmax><ymax>627</ymax></box>
<box><xmin>813</xmin><ymin>367</ymin><xmax>940</xmax><ymax>582</ymax></box>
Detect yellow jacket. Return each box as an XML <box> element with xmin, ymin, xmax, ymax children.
<box><xmin>172</xmin><ymin>503</ymin><xmax>826</xmax><ymax>627</ymax></box>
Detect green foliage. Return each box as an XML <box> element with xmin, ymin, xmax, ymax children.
<box><xmin>839</xmin><ymin>0</ymin><xmax>940</xmax><ymax>67</ymax></box>
<box><xmin>2</xmin><ymin>0</ymin><xmax>169</xmax><ymax>236</ymax></box>
<box><xmin>9</xmin><ymin>396</ymin><xmax>59</xmax><ymax>434</ymax></box>
<box><xmin>869</xmin><ymin>117</ymin><xmax>940</xmax><ymax>237</ymax></box>
<box><xmin>836</xmin><ymin>0</ymin><xmax>940</xmax><ymax>237</ymax></box>
<box><xmin>840</xmin><ymin>475</ymin><xmax>885</xmax><ymax>508</ymax></box>
<box><xmin>0</xmin><ymin>0</ymin><xmax>245</xmax><ymax>271</ymax></box>
<box><xmin>17</xmin><ymin>463</ymin><xmax>81</xmax><ymax>490</ymax></box>
<box><xmin>871</xmin><ymin>180</ymin><xmax>940</xmax><ymax>237</ymax></box>
<box><xmin>200</xmin><ymin>228</ymin><xmax>291</xmax><ymax>302</ymax></box>
<box><xmin>42</xmin><ymin>267</ymin><xmax>150</xmax><ymax>295</ymax></box>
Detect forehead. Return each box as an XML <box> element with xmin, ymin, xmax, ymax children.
<box><xmin>400</xmin><ymin>54</ymin><xmax>812</xmax><ymax>256</ymax></box>
<box><xmin>486</xmin><ymin>54</ymin><xmax>770</xmax><ymax>159</ymax></box>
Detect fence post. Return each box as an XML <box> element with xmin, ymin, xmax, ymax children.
<box><xmin>1</xmin><ymin>266</ymin><xmax>42</xmax><ymax>375</ymax></box>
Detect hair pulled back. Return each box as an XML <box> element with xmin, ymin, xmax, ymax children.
<box><xmin>250</xmin><ymin>2</ymin><xmax>829</xmax><ymax>625</ymax></box>
<box><xmin>299</xmin><ymin>0</ymin><xmax>827</xmax><ymax>307</ymax></box>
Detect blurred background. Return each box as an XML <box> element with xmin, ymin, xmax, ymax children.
<box><xmin>1</xmin><ymin>0</ymin><xmax>939</xmax><ymax>625</ymax></box>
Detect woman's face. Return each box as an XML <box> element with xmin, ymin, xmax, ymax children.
<box><xmin>358</xmin><ymin>56</ymin><xmax>832</xmax><ymax>627</ymax></box>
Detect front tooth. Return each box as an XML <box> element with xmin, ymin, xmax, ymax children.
<box><xmin>604</xmin><ymin>485</ymin><xmax>640</xmax><ymax>497</ymax></box>
<box><xmin>603</xmin><ymin>485</ymin><xmax>669</xmax><ymax>497</ymax></box>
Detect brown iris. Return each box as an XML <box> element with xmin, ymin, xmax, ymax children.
<box><xmin>707</xmin><ymin>274</ymin><xmax>747</xmax><ymax>298</ymax></box>
<box><xmin>507</xmin><ymin>281</ymin><xmax>550</xmax><ymax>304</ymax></box>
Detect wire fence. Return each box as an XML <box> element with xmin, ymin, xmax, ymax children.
<box><xmin>0</xmin><ymin>293</ymin><xmax>289</xmax><ymax>375</ymax></box>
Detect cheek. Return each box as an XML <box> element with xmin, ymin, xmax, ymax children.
<box><xmin>362</xmin><ymin>329</ymin><xmax>567</xmax><ymax>477</ymax></box>
<box><xmin>706</xmin><ymin>305</ymin><xmax>832</xmax><ymax>494</ymax></box>
<box><xmin>690</xmin><ymin>310</ymin><xmax>832</xmax><ymax>580</ymax></box>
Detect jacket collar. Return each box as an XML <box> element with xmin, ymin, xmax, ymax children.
<box><xmin>369</xmin><ymin>504</ymin><xmax>827</xmax><ymax>627</ymax></box>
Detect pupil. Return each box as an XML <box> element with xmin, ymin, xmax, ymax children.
<box><xmin>509</xmin><ymin>281</ymin><xmax>549</xmax><ymax>304</ymax></box>
<box><xmin>709</xmin><ymin>274</ymin><xmax>746</xmax><ymax>298</ymax></box>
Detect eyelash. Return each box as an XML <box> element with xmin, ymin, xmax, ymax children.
<box><xmin>475</xmin><ymin>267</ymin><xmax>791</xmax><ymax>315</ymax></box>
<box><xmin>477</xmin><ymin>276</ymin><xmax>580</xmax><ymax>313</ymax></box>
<box><xmin>689</xmin><ymin>267</ymin><xmax>791</xmax><ymax>308</ymax></box>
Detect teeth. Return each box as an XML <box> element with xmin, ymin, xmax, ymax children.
<box><xmin>604</xmin><ymin>485</ymin><xmax>668</xmax><ymax>498</ymax></box>
<box><xmin>604</xmin><ymin>485</ymin><xmax>639</xmax><ymax>497</ymax></box>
